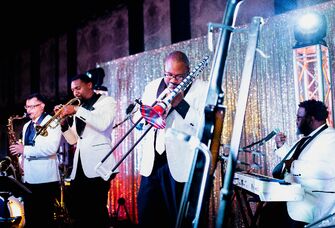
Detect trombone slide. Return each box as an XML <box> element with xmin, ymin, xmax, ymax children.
<box><xmin>95</xmin><ymin>162</ymin><xmax>113</xmax><ymax>181</ymax></box>
<box><xmin>95</xmin><ymin>146</ymin><xmax>121</xmax><ymax>181</ymax></box>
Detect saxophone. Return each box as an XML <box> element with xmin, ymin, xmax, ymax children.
<box><xmin>7</xmin><ymin>113</ymin><xmax>27</xmax><ymax>180</ymax></box>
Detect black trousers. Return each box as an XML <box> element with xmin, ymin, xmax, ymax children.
<box><xmin>258</xmin><ymin>202</ymin><xmax>308</xmax><ymax>228</ymax></box>
<box><xmin>137</xmin><ymin>153</ymin><xmax>184</xmax><ymax>228</ymax></box>
<box><xmin>24</xmin><ymin>181</ymin><xmax>59</xmax><ymax>228</ymax></box>
<box><xmin>68</xmin><ymin>158</ymin><xmax>111</xmax><ymax>228</ymax></box>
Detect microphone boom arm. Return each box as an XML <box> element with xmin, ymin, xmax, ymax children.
<box><xmin>243</xmin><ymin>128</ymin><xmax>279</xmax><ymax>149</ymax></box>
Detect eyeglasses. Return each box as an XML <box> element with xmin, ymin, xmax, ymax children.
<box><xmin>164</xmin><ymin>72</ymin><xmax>186</xmax><ymax>81</ymax></box>
<box><xmin>24</xmin><ymin>104</ymin><xmax>42</xmax><ymax>110</ymax></box>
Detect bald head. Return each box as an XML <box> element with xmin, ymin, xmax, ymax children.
<box><xmin>164</xmin><ymin>51</ymin><xmax>190</xmax><ymax>67</ymax></box>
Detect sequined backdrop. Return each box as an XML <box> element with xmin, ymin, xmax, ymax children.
<box><xmin>98</xmin><ymin>1</ymin><xmax>335</xmax><ymax>226</ymax></box>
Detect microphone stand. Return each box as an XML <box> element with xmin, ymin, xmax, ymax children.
<box><xmin>243</xmin><ymin>130</ymin><xmax>278</xmax><ymax>149</ymax></box>
<box><xmin>242</xmin><ymin>138</ymin><xmax>266</xmax><ymax>149</ymax></box>
<box><xmin>112</xmin><ymin>99</ymin><xmax>142</xmax><ymax>129</ymax></box>
<box><xmin>216</xmin><ymin>16</ymin><xmax>262</xmax><ymax>228</ymax></box>
<box><xmin>112</xmin><ymin>116</ymin><xmax>131</xmax><ymax>129</ymax></box>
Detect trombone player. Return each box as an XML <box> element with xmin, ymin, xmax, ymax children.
<box><xmin>54</xmin><ymin>74</ymin><xmax>118</xmax><ymax>228</ymax></box>
<box><xmin>9</xmin><ymin>93</ymin><xmax>62</xmax><ymax>227</ymax></box>
<box><xmin>134</xmin><ymin>51</ymin><xmax>208</xmax><ymax>228</ymax></box>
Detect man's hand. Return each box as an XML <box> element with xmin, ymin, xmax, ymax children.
<box><xmin>275</xmin><ymin>132</ymin><xmax>287</xmax><ymax>149</ymax></box>
<box><xmin>53</xmin><ymin>104</ymin><xmax>62</xmax><ymax>114</ymax></box>
<box><xmin>59</xmin><ymin>105</ymin><xmax>78</xmax><ymax>118</ymax></box>
<box><xmin>9</xmin><ymin>142</ymin><xmax>24</xmax><ymax>157</ymax></box>
<box><xmin>54</xmin><ymin>105</ymin><xmax>78</xmax><ymax>119</ymax></box>
<box><xmin>54</xmin><ymin>104</ymin><xmax>77</xmax><ymax>128</ymax></box>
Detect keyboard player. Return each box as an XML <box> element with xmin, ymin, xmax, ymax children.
<box><xmin>259</xmin><ymin>100</ymin><xmax>335</xmax><ymax>228</ymax></box>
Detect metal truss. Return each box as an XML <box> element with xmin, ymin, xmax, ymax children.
<box><xmin>293</xmin><ymin>44</ymin><xmax>334</xmax><ymax>126</ymax></box>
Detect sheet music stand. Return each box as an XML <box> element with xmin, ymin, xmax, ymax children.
<box><xmin>0</xmin><ymin>176</ymin><xmax>31</xmax><ymax>197</ymax></box>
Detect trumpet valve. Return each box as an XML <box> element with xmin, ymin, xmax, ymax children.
<box><xmin>35</xmin><ymin>125</ymin><xmax>48</xmax><ymax>137</ymax></box>
<box><xmin>40</xmin><ymin>130</ymin><xmax>48</xmax><ymax>137</ymax></box>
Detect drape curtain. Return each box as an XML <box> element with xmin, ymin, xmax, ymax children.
<box><xmin>99</xmin><ymin>1</ymin><xmax>335</xmax><ymax>225</ymax></box>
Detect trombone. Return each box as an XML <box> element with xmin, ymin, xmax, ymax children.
<box><xmin>95</xmin><ymin>55</ymin><xmax>210</xmax><ymax>181</ymax></box>
<box><xmin>35</xmin><ymin>98</ymin><xmax>81</xmax><ymax>138</ymax></box>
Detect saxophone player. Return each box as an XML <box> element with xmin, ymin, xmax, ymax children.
<box><xmin>9</xmin><ymin>93</ymin><xmax>62</xmax><ymax>228</ymax></box>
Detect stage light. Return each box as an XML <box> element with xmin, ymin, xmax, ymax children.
<box><xmin>293</xmin><ymin>12</ymin><xmax>327</xmax><ymax>48</ymax></box>
<box><xmin>85</xmin><ymin>67</ymin><xmax>105</xmax><ymax>86</ymax></box>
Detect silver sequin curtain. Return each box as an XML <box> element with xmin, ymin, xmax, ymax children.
<box><xmin>98</xmin><ymin>1</ymin><xmax>335</xmax><ymax>225</ymax></box>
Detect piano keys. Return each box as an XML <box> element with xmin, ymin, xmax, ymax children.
<box><xmin>233</xmin><ymin>171</ymin><xmax>305</xmax><ymax>201</ymax></box>
<box><xmin>232</xmin><ymin>171</ymin><xmax>305</xmax><ymax>228</ymax></box>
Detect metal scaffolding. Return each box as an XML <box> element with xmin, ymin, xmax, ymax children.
<box><xmin>293</xmin><ymin>44</ymin><xmax>334</xmax><ymax>127</ymax></box>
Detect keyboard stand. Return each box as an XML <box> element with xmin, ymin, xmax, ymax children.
<box><xmin>234</xmin><ymin>185</ymin><xmax>265</xmax><ymax>228</ymax></box>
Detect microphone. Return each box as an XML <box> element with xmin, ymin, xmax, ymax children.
<box><xmin>126</xmin><ymin>103</ymin><xmax>136</xmax><ymax>115</ymax></box>
<box><xmin>259</xmin><ymin>128</ymin><xmax>280</xmax><ymax>146</ymax></box>
<box><xmin>112</xmin><ymin>99</ymin><xmax>142</xmax><ymax>129</ymax></box>
<box><xmin>126</xmin><ymin>99</ymin><xmax>142</xmax><ymax>115</ymax></box>
<box><xmin>0</xmin><ymin>156</ymin><xmax>12</xmax><ymax>172</ymax></box>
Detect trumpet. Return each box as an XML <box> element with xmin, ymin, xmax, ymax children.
<box><xmin>35</xmin><ymin>98</ymin><xmax>81</xmax><ymax>137</ymax></box>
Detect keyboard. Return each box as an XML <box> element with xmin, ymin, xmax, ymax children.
<box><xmin>233</xmin><ymin>171</ymin><xmax>305</xmax><ymax>201</ymax></box>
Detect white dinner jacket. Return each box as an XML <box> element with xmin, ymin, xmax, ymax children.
<box><xmin>135</xmin><ymin>77</ymin><xmax>208</xmax><ymax>182</ymax></box>
<box><xmin>22</xmin><ymin>115</ymin><xmax>62</xmax><ymax>184</ymax></box>
<box><xmin>63</xmin><ymin>95</ymin><xmax>118</xmax><ymax>179</ymax></box>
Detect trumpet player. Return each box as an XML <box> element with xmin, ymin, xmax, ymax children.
<box><xmin>135</xmin><ymin>51</ymin><xmax>208</xmax><ymax>228</ymax></box>
<box><xmin>9</xmin><ymin>93</ymin><xmax>62</xmax><ymax>228</ymax></box>
<box><xmin>54</xmin><ymin>74</ymin><xmax>118</xmax><ymax>228</ymax></box>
